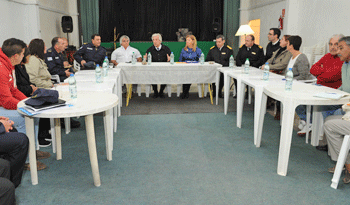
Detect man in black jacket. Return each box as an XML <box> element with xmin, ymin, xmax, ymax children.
<box><xmin>206</xmin><ymin>35</ymin><xmax>233</xmax><ymax>98</ymax></box>
<box><xmin>265</xmin><ymin>28</ymin><xmax>281</xmax><ymax>62</ymax></box>
<box><xmin>236</xmin><ymin>34</ymin><xmax>265</xmax><ymax>68</ymax></box>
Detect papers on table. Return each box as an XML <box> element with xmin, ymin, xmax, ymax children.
<box><xmin>313</xmin><ymin>92</ymin><xmax>349</xmax><ymax>100</ymax></box>
<box><xmin>19</xmin><ymin>99</ymin><xmax>68</xmax><ymax>116</ymax></box>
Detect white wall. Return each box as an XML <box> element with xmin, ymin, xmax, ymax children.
<box><xmin>241</xmin><ymin>0</ymin><xmax>350</xmax><ymax>50</ymax></box>
<box><xmin>0</xmin><ymin>0</ymin><xmax>79</xmax><ymax>48</ymax></box>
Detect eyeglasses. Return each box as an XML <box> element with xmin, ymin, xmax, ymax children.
<box><xmin>268</xmin><ymin>33</ymin><xmax>274</xmax><ymax>36</ymax></box>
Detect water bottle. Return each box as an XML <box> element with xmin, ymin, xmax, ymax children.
<box><xmin>68</xmin><ymin>74</ymin><xmax>77</xmax><ymax>99</ymax></box>
<box><xmin>285</xmin><ymin>68</ymin><xmax>293</xmax><ymax>91</ymax></box>
<box><xmin>104</xmin><ymin>56</ymin><xmax>109</xmax><ymax>67</ymax></box>
<box><xmin>170</xmin><ymin>52</ymin><xmax>174</xmax><ymax>65</ymax></box>
<box><xmin>132</xmin><ymin>52</ymin><xmax>136</xmax><ymax>64</ymax></box>
<box><xmin>229</xmin><ymin>55</ymin><xmax>234</xmax><ymax>68</ymax></box>
<box><xmin>200</xmin><ymin>53</ymin><xmax>205</xmax><ymax>64</ymax></box>
<box><xmin>95</xmin><ymin>64</ymin><xmax>103</xmax><ymax>83</ymax></box>
<box><xmin>263</xmin><ymin>62</ymin><xmax>270</xmax><ymax>81</ymax></box>
<box><xmin>147</xmin><ymin>52</ymin><xmax>152</xmax><ymax>65</ymax></box>
<box><xmin>244</xmin><ymin>58</ymin><xmax>250</xmax><ymax>74</ymax></box>
<box><xmin>102</xmin><ymin>57</ymin><xmax>108</xmax><ymax>77</ymax></box>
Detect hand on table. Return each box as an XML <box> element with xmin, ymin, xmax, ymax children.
<box><xmin>167</xmin><ymin>54</ymin><xmax>170</xmax><ymax>62</ymax></box>
<box><xmin>81</xmin><ymin>60</ymin><xmax>87</xmax><ymax>67</ymax></box>
<box><xmin>65</xmin><ymin>69</ymin><xmax>72</xmax><ymax>77</ymax></box>
<box><xmin>261</xmin><ymin>64</ymin><xmax>265</xmax><ymax>70</ymax></box>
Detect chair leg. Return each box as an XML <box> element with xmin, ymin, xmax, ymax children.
<box><xmin>145</xmin><ymin>84</ymin><xmax>151</xmax><ymax>98</ymax></box>
<box><xmin>166</xmin><ymin>84</ymin><xmax>172</xmax><ymax>97</ymax></box>
<box><xmin>137</xmin><ymin>84</ymin><xmax>142</xmax><ymax>96</ymax></box>
<box><xmin>177</xmin><ymin>85</ymin><xmax>181</xmax><ymax>97</ymax></box>
<box><xmin>197</xmin><ymin>84</ymin><xmax>203</xmax><ymax>98</ymax></box>
<box><xmin>204</xmin><ymin>84</ymin><xmax>208</xmax><ymax>97</ymax></box>
<box><xmin>50</xmin><ymin>118</ymin><xmax>56</xmax><ymax>153</ymax></box>
<box><xmin>331</xmin><ymin>135</ymin><xmax>350</xmax><ymax>189</ymax></box>
<box><xmin>248</xmin><ymin>86</ymin><xmax>252</xmax><ymax>104</ymax></box>
<box><xmin>64</xmin><ymin>117</ymin><xmax>70</xmax><ymax>134</ymax></box>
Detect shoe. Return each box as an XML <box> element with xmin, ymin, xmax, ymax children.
<box><xmin>152</xmin><ymin>93</ymin><xmax>158</xmax><ymax>98</ymax></box>
<box><xmin>343</xmin><ymin>169</ymin><xmax>350</xmax><ymax>184</ymax></box>
<box><xmin>297</xmin><ymin>123</ymin><xmax>312</xmax><ymax>136</ymax></box>
<box><xmin>159</xmin><ymin>92</ymin><xmax>165</xmax><ymax>98</ymax></box>
<box><xmin>184</xmin><ymin>92</ymin><xmax>189</xmax><ymax>99</ymax></box>
<box><xmin>39</xmin><ymin>139</ymin><xmax>51</xmax><ymax>147</ymax></box>
<box><xmin>298</xmin><ymin>120</ymin><xmax>306</xmax><ymax>130</ymax></box>
<box><xmin>218</xmin><ymin>93</ymin><xmax>223</xmax><ymax>98</ymax></box>
<box><xmin>39</xmin><ymin>130</ymin><xmax>51</xmax><ymax>141</ymax></box>
<box><xmin>180</xmin><ymin>93</ymin><xmax>185</xmax><ymax>99</ymax></box>
<box><xmin>36</xmin><ymin>150</ymin><xmax>51</xmax><ymax>160</ymax></box>
<box><xmin>328</xmin><ymin>166</ymin><xmax>345</xmax><ymax>173</ymax></box>
<box><xmin>24</xmin><ymin>160</ymin><xmax>47</xmax><ymax>171</ymax></box>
<box><xmin>316</xmin><ymin>145</ymin><xmax>328</xmax><ymax>151</ymax></box>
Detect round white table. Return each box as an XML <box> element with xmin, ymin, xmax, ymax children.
<box><xmin>17</xmin><ymin>91</ymin><xmax>118</xmax><ymax>186</ymax></box>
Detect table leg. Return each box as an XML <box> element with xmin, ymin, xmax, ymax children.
<box><xmin>216</xmin><ymin>70</ymin><xmax>219</xmax><ymax>105</ymax></box>
<box><xmin>55</xmin><ymin>118</ymin><xmax>62</xmax><ymax>160</ymax></box>
<box><xmin>25</xmin><ymin>117</ymin><xmax>38</xmax><ymax>185</ymax></box>
<box><xmin>277</xmin><ymin>100</ymin><xmax>297</xmax><ymax>176</ymax></box>
<box><xmin>103</xmin><ymin>109</ymin><xmax>113</xmax><ymax>161</ymax></box>
<box><xmin>223</xmin><ymin>72</ymin><xmax>230</xmax><ymax>115</ymax></box>
<box><xmin>50</xmin><ymin>118</ymin><xmax>56</xmax><ymax>153</ymax></box>
<box><xmin>253</xmin><ymin>87</ymin><xmax>264</xmax><ymax>146</ymax></box>
<box><xmin>85</xmin><ymin>114</ymin><xmax>101</xmax><ymax>187</ymax></box>
<box><xmin>256</xmin><ymin>93</ymin><xmax>268</xmax><ymax>147</ymax></box>
<box><xmin>236</xmin><ymin>79</ymin><xmax>245</xmax><ymax>128</ymax></box>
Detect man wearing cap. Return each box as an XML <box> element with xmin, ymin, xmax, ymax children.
<box><xmin>73</xmin><ymin>34</ymin><xmax>106</xmax><ymax>70</ymax></box>
<box><xmin>45</xmin><ymin>37</ymin><xmax>73</xmax><ymax>82</ymax></box>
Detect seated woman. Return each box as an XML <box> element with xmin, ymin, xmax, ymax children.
<box><xmin>15</xmin><ymin>47</ymin><xmax>38</xmax><ymax>97</ymax></box>
<box><xmin>287</xmin><ymin>35</ymin><xmax>314</xmax><ymax>135</ymax></box>
<box><xmin>179</xmin><ymin>35</ymin><xmax>202</xmax><ymax>99</ymax></box>
<box><xmin>263</xmin><ymin>35</ymin><xmax>292</xmax><ymax>74</ymax></box>
<box><xmin>26</xmin><ymin>39</ymin><xmax>54</xmax><ymax>89</ymax></box>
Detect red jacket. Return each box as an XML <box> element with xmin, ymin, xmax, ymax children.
<box><xmin>310</xmin><ymin>53</ymin><xmax>343</xmax><ymax>89</ymax></box>
<box><xmin>0</xmin><ymin>48</ymin><xmax>26</xmax><ymax>110</ymax></box>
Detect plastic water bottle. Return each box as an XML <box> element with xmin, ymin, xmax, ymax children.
<box><xmin>229</xmin><ymin>55</ymin><xmax>234</xmax><ymax>68</ymax></box>
<box><xmin>200</xmin><ymin>53</ymin><xmax>205</xmax><ymax>64</ymax></box>
<box><xmin>68</xmin><ymin>74</ymin><xmax>77</xmax><ymax>99</ymax></box>
<box><xmin>132</xmin><ymin>52</ymin><xmax>136</xmax><ymax>64</ymax></box>
<box><xmin>244</xmin><ymin>58</ymin><xmax>250</xmax><ymax>74</ymax></box>
<box><xmin>170</xmin><ymin>52</ymin><xmax>174</xmax><ymax>65</ymax></box>
<box><xmin>263</xmin><ymin>62</ymin><xmax>270</xmax><ymax>81</ymax></box>
<box><xmin>147</xmin><ymin>52</ymin><xmax>152</xmax><ymax>65</ymax></box>
<box><xmin>285</xmin><ymin>68</ymin><xmax>293</xmax><ymax>91</ymax></box>
<box><xmin>102</xmin><ymin>57</ymin><xmax>108</xmax><ymax>77</ymax></box>
<box><xmin>104</xmin><ymin>56</ymin><xmax>109</xmax><ymax>67</ymax></box>
<box><xmin>95</xmin><ymin>64</ymin><xmax>103</xmax><ymax>83</ymax></box>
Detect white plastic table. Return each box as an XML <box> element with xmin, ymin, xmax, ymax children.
<box><xmin>258</xmin><ymin>83</ymin><xmax>350</xmax><ymax>176</ymax></box>
<box><xmin>17</xmin><ymin>91</ymin><xmax>118</xmax><ymax>186</ymax></box>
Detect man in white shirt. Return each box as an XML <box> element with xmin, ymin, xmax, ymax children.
<box><xmin>111</xmin><ymin>35</ymin><xmax>142</xmax><ymax>66</ymax></box>
<box><xmin>111</xmin><ymin>35</ymin><xmax>142</xmax><ymax>94</ymax></box>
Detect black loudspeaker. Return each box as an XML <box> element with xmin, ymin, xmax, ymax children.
<box><xmin>212</xmin><ymin>17</ymin><xmax>222</xmax><ymax>33</ymax></box>
<box><xmin>61</xmin><ymin>16</ymin><xmax>73</xmax><ymax>33</ymax></box>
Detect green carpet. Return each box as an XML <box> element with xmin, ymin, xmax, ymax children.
<box><xmin>16</xmin><ymin>112</ymin><xmax>349</xmax><ymax>204</ymax></box>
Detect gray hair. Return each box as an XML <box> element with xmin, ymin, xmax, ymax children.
<box><xmin>119</xmin><ymin>35</ymin><xmax>130</xmax><ymax>45</ymax></box>
<box><xmin>151</xmin><ymin>33</ymin><xmax>162</xmax><ymax>42</ymax></box>
<box><xmin>329</xmin><ymin>34</ymin><xmax>345</xmax><ymax>43</ymax></box>
<box><xmin>339</xmin><ymin>36</ymin><xmax>350</xmax><ymax>47</ymax></box>
<box><xmin>216</xmin><ymin>35</ymin><xmax>225</xmax><ymax>41</ymax></box>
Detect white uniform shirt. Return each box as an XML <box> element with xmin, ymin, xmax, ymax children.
<box><xmin>111</xmin><ymin>46</ymin><xmax>142</xmax><ymax>63</ymax></box>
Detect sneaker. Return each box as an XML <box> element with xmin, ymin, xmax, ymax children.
<box><xmin>297</xmin><ymin>124</ymin><xmax>312</xmax><ymax>135</ymax></box>
<box><xmin>36</xmin><ymin>150</ymin><xmax>51</xmax><ymax>160</ymax></box>
<box><xmin>39</xmin><ymin>139</ymin><xmax>51</xmax><ymax>147</ymax></box>
<box><xmin>24</xmin><ymin>160</ymin><xmax>47</xmax><ymax>171</ymax></box>
<box><xmin>343</xmin><ymin>169</ymin><xmax>350</xmax><ymax>184</ymax></box>
<box><xmin>328</xmin><ymin>166</ymin><xmax>345</xmax><ymax>173</ymax></box>
<box><xmin>298</xmin><ymin>120</ymin><xmax>306</xmax><ymax>130</ymax></box>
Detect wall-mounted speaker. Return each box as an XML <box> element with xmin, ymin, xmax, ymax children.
<box><xmin>212</xmin><ymin>17</ymin><xmax>222</xmax><ymax>33</ymax></box>
<box><xmin>61</xmin><ymin>16</ymin><xmax>73</xmax><ymax>33</ymax></box>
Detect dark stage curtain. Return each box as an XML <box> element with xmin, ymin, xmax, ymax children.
<box><xmin>99</xmin><ymin>0</ymin><xmax>223</xmax><ymax>42</ymax></box>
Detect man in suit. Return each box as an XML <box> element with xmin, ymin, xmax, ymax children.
<box><xmin>236</xmin><ymin>34</ymin><xmax>265</xmax><ymax>68</ymax></box>
<box><xmin>265</xmin><ymin>28</ymin><xmax>281</xmax><ymax>62</ymax></box>
<box><xmin>206</xmin><ymin>35</ymin><xmax>233</xmax><ymax>98</ymax></box>
<box><xmin>144</xmin><ymin>33</ymin><xmax>171</xmax><ymax>98</ymax></box>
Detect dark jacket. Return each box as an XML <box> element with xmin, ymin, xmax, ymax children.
<box><xmin>14</xmin><ymin>64</ymin><xmax>35</xmax><ymax>97</ymax></box>
<box><xmin>236</xmin><ymin>44</ymin><xmax>265</xmax><ymax>68</ymax></box>
<box><xmin>145</xmin><ymin>44</ymin><xmax>171</xmax><ymax>62</ymax></box>
<box><xmin>206</xmin><ymin>45</ymin><xmax>233</xmax><ymax>67</ymax></box>
<box><xmin>73</xmin><ymin>43</ymin><xmax>106</xmax><ymax>66</ymax></box>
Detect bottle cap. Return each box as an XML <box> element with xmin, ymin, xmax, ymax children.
<box><xmin>171</xmin><ymin>52</ymin><xmax>173</xmax><ymax>54</ymax></box>
<box><xmin>289</xmin><ymin>67</ymin><xmax>292</xmax><ymax>70</ymax></box>
<box><xmin>96</xmin><ymin>64</ymin><xmax>99</xmax><ymax>67</ymax></box>
<box><xmin>70</xmin><ymin>74</ymin><xmax>74</xmax><ymax>77</ymax></box>
<box><xmin>265</xmin><ymin>62</ymin><xmax>269</xmax><ymax>65</ymax></box>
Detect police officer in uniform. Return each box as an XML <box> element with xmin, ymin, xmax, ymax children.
<box><xmin>45</xmin><ymin>37</ymin><xmax>73</xmax><ymax>82</ymax></box>
<box><xmin>74</xmin><ymin>34</ymin><xmax>106</xmax><ymax>70</ymax></box>
<box><xmin>206</xmin><ymin>35</ymin><xmax>233</xmax><ymax>98</ymax></box>
<box><xmin>236</xmin><ymin>34</ymin><xmax>265</xmax><ymax>68</ymax></box>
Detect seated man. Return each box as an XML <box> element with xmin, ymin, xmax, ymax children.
<box><xmin>236</xmin><ymin>34</ymin><xmax>265</xmax><ymax>68</ymax></box>
<box><xmin>45</xmin><ymin>37</ymin><xmax>72</xmax><ymax>82</ymax></box>
<box><xmin>144</xmin><ymin>33</ymin><xmax>171</xmax><ymax>98</ymax></box>
<box><xmin>310</xmin><ymin>34</ymin><xmax>344</xmax><ymax>89</ymax></box>
<box><xmin>265</xmin><ymin>28</ymin><xmax>281</xmax><ymax>62</ymax></box>
<box><xmin>111</xmin><ymin>35</ymin><xmax>142</xmax><ymax>94</ymax></box>
<box><xmin>0</xmin><ymin>158</ymin><xmax>15</xmax><ymax>205</ymax></box>
<box><xmin>0</xmin><ymin>117</ymin><xmax>28</xmax><ymax>188</ymax></box>
<box><xmin>74</xmin><ymin>34</ymin><xmax>106</xmax><ymax>70</ymax></box>
<box><xmin>206</xmin><ymin>34</ymin><xmax>233</xmax><ymax>98</ymax></box>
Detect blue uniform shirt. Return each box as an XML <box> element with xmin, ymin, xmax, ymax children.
<box><xmin>179</xmin><ymin>47</ymin><xmax>202</xmax><ymax>62</ymax></box>
<box><xmin>73</xmin><ymin>43</ymin><xmax>106</xmax><ymax>66</ymax></box>
<box><xmin>45</xmin><ymin>47</ymin><xmax>67</xmax><ymax>82</ymax></box>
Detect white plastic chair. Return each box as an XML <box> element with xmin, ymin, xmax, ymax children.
<box><xmin>331</xmin><ymin>135</ymin><xmax>350</xmax><ymax>189</ymax></box>
<box><xmin>51</xmin><ymin>74</ymin><xmax>60</xmax><ymax>84</ymax></box>
<box><xmin>73</xmin><ymin>60</ymin><xmax>81</xmax><ymax>72</ymax></box>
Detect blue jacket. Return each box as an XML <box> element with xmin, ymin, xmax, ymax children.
<box><xmin>73</xmin><ymin>43</ymin><xmax>106</xmax><ymax>66</ymax></box>
<box><xmin>179</xmin><ymin>47</ymin><xmax>202</xmax><ymax>62</ymax></box>
<box><xmin>45</xmin><ymin>47</ymin><xmax>67</xmax><ymax>82</ymax></box>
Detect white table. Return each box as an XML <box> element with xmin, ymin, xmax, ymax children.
<box><xmin>258</xmin><ymin>83</ymin><xmax>350</xmax><ymax>176</ymax></box>
<box><xmin>118</xmin><ymin>62</ymin><xmax>222</xmax><ymax>106</ymax></box>
<box><xmin>17</xmin><ymin>91</ymin><xmax>118</xmax><ymax>186</ymax></box>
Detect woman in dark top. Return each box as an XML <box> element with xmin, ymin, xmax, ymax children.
<box><xmin>15</xmin><ymin>47</ymin><xmax>38</xmax><ymax>97</ymax></box>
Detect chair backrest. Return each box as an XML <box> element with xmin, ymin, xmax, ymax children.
<box><xmin>51</xmin><ymin>74</ymin><xmax>60</xmax><ymax>83</ymax></box>
<box><xmin>73</xmin><ymin>60</ymin><xmax>81</xmax><ymax>72</ymax></box>
<box><xmin>298</xmin><ymin>75</ymin><xmax>317</xmax><ymax>84</ymax></box>
<box><xmin>313</xmin><ymin>54</ymin><xmax>324</xmax><ymax>64</ymax></box>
